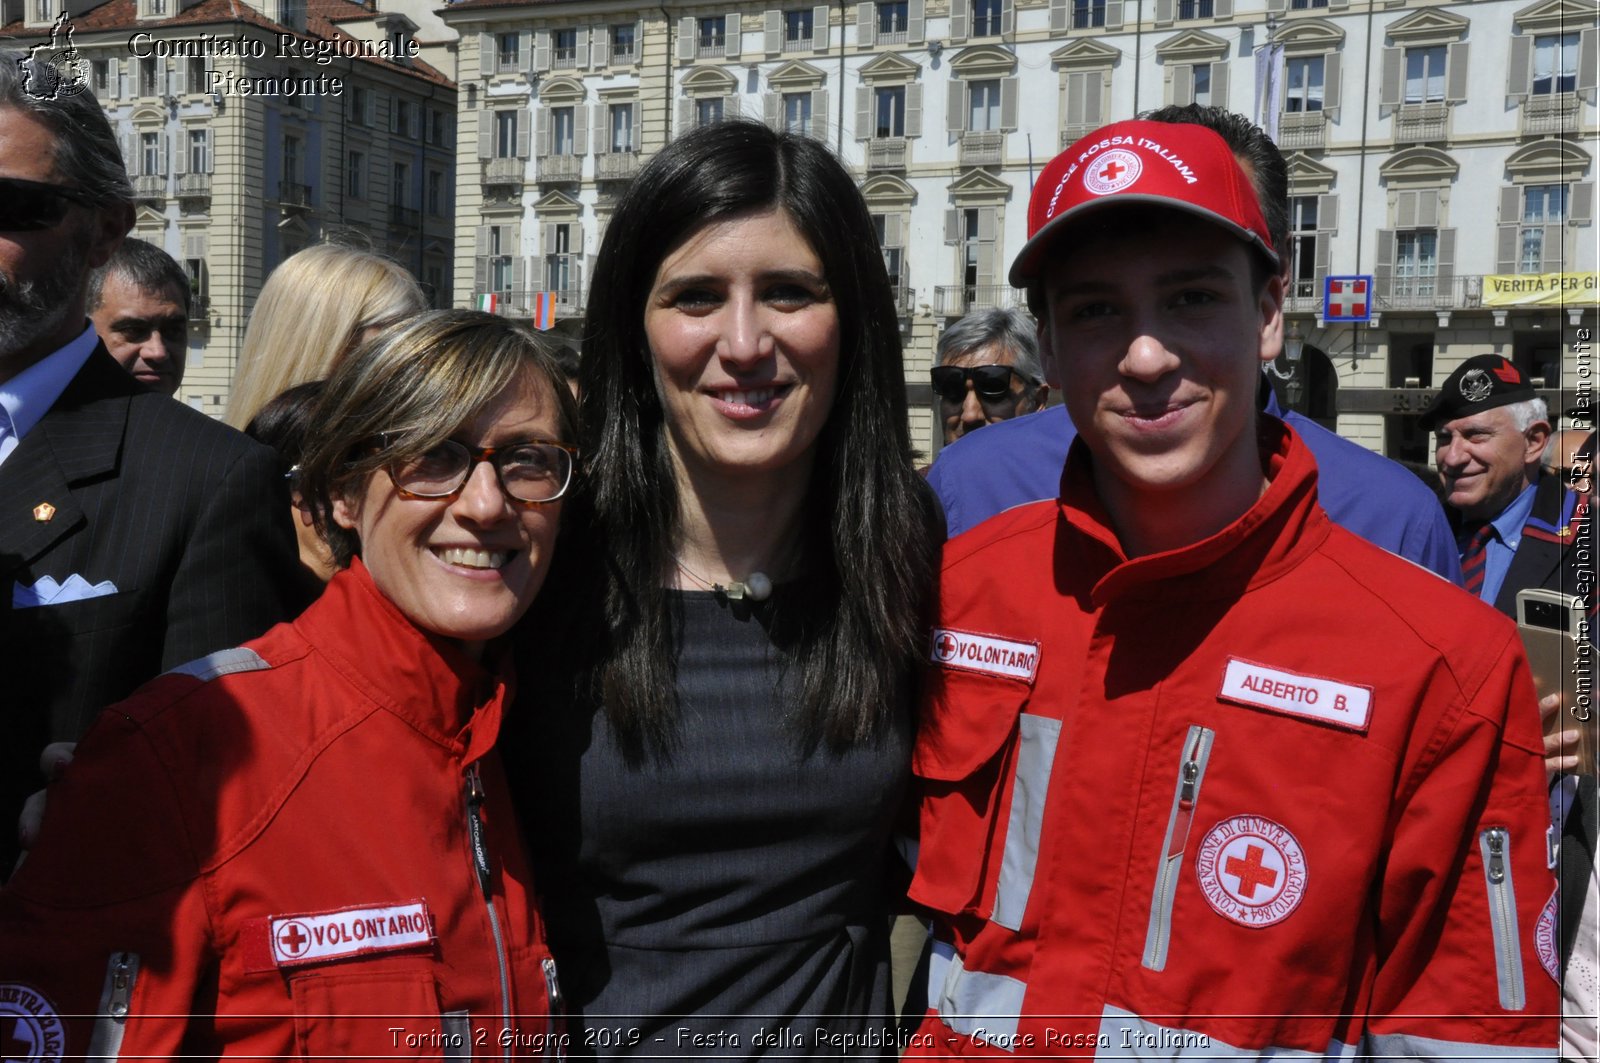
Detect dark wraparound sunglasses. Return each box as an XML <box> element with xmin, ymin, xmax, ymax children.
<box><xmin>0</xmin><ymin>178</ymin><xmax>98</xmax><ymax>232</ymax></box>
<box><xmin>931</xmin><ymin>364</ymin><xmax>1021</xmax><ymax>405</ymax></box>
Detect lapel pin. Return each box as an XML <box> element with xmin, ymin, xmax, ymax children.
<box><xmin>32</xmin><ymin>502</ymin><xmax>55</xmax><ymax>523</ymax></box>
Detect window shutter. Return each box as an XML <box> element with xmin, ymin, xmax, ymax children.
<box><xmin>951</xmin><ymin>0</ymin><xmax>968</xmax><ymax>41</ymax></box>
<box><xmin>108</xmin><ymin>58</ymin><xmax>121</xmax><ymax>100</ymax></box>
<box><xmin>856</xmin><ymin>86</ymin><xmax>872</xmax><ymax>139</ymax></box>
<box><xmin>856</xmin><ymin>2</ymin><xmax>875</xmax><ymax>46</ymax></box>
<box><xmin>1417</xmin><ymin>189</ymin><xmax>1439</xmax><ymax>228</ymax></box>
<box><xmin>765</xmin><ymin>10</ymin><xmax>781</xmax><ymax>54</ymax></box>
<box><xmin>947</xmin><ymin>79</ymin><xmax>965</xmax><ymax>133</ymax></box>
<box><xmin>725</xmin><ymin>93</ymin><xmax>741</xmax><ymax>119</ymax></box>
<box><xmin>590</xmin><ymin>103</ymin><xmax>604</xmax><ymax>149</ymax></box>
<box><xmin>977</xmin><ymin>206</ymin><xmax>996</xmax><ymax>241</ymax></box>
<box><xmin>475</xmin><ymin>225</ymin><xmax>490</xmax><ymax>257</ymax></box>
<box><xmin>474</xmin><ymin>254</ymin><xmax>488</xmax><ymax>293</ymax></box>
<box><xmin>1213</xmin><ymin>0</ymin><xmax>1231</xmax><ymax>18</ymax></box>
<box><xmin>1266</xmin><ymin>0</ymin><xmax>1285</xmax><ymax>11</ymax></box>
<box><xmin>635</xmin><ymin>20</ymin><xmax>645</xmax><ymax>61</ymax></box>
<box><xmin>678</xmin><ymin>17</ymin><xmax>696</xmax><ymax>61</ymax></box>
<box><xmin>1396</xmin><ymin>190</ymin><xmax>1417</xmax><ymax>228</ymax></box>
<box><xmin>908</xmin><ymin>0</ymin><xmax>924</xmax><ymax>44</ymax></box>
<box><xmin>534</xmin><ymin>30</ymin><xmax>550</xmax><ymax>72</ymax></box>
<box><xmin>478</xmin><ymin>114</ymin><xmax>494</xmax><ymax>157</ymax></box>
<box><xmin>976</xmin><ymin>238</ymin><xmax>996</xmax><ymax>289</ymax></box>
<box><xmin>1313</xmin><ymin>231</ymin><xmax>1330</xmax><ymax>279</ymax></box>
<box><xmin>184</xmin><ymin>232</ymin><xmax>208</xmax><ymax>259</ymax></box>
<box><xmin>811</xmin><ymin>90</ymin><xmax>828</xmax><ymax>137</ymax></box>
<box><xmin>814</xmin><ymin>6</ymin><xmax>830</xmax><ymax>52</ymax></box>
<box><xmin>576</xmin><ymin>27</ymin><xmax>591</xmax><ymax>68</ymax></box>
<box><xmin>574</xmin><ymin>103</ymin><xmax>588</xmax><ymax>154</ymax></box>
<box><xmin>1064</xmin><ymin>72</ymin><xmax>1083</xmax><ymax>127</ymax></box>
<box><xmin>1049</xmin><ymin>0</ymin><xmax>1065</xmax><ymax>32</ymax></box>
<box><xmin>1172</xmin><ymin>64</ymin><xmax>1193</xmax><ymax>106</ymax></box>
<box><xmin>764</xmin><ymin>92</ymin><xmax>781</xmax><ymax>128</ymax></box>
<box><xmin>1571</xmin><ymin>182</ymin><xmax>1594</xmax><ymax>224</ymax></box>
<box><xmin>906</xmin><ymin>82</ymin><xmax>923</xmax><ymax>136</ymax></box>
<box><xmin>1580</xmin><ymin>29</ymin><xmax>1598</xmax><ymax>93</ymax></box>
<box><xmin>884</xmin><ymin>213</ymin><xmax>903</xmax><ymax>247</ymax></box>
<box><xmin>543</xmin><ymin>221</ymin><xmax>559</xmax><ymax>252</ymax></box>
<box><xmin>364</xmin><ymin>92</ymin><xmax>375</xmax><ymax>127</ymax></box>
<box><xmin>1445</xmin><ymin>42</ymin><xmax>1469</xmax><ymax>103</ymax></box>
<box><xmin>535</xmin><ymin>107</ymin><xmax>550</xmax><ymax>156</ymax></box>
<box><xmin>629</xmin><ymin>101</ymin><xmax>641</xmax><ymax>143</ymax></box>
<box><xmin>676</xmin><ymin>96</ymin><xmax>693</xmax><ymax>132</ymax></box>
<box><xmin>1374</xmin><ymin>229</ymin><xmax>1395</xmax><ymax>299</ymax></box>
<box><xmin>1000</xmin><ymin>0</ymin><xmax>1013</xmax><ymax>35</ymax></box>
<box><xmin>1496</xmin><ymin>217</ymin><xmax>1519</xmax><ymax>274</ymax></box>
<box><xmin>122</xmin><ymin>132</ymin><xmax>137</xmax><ymax>176</ymax></box>
<box><xmin>1436</xmin><ymin>228</ymin><xmax>1456</xmax><ymax>290</ymax></box>
<box><xmin>1000</xmin><ymin>77</ymin><xmax>1018</xmax><ymax>130</ymax></box>
<box><xmin>1540</xmin><ymin>223</ymin><xmax>1564</xmax><ymax>272</ymax></box>
<box><xmin>1105</xmin><ymin>2</ymin><xmax>1123</xmax><ymax>29</ymax></box>
<box><xmin>1323</xmin><ymin>52</ymin><xmax>1341</xmax><ymax>120</ymax></box>
<box><xmin>1317</xmin><ymin>193</ymin><xmax>1338</xmax><ymax>232</ymax></box>
<box><xmin>593</xmin><ymin>27</ymin><xmax>610</xmax><ymax>67</ymax></box>
<box><xmin>944</xmin><ymin>209</ymin><xmax>960</xmax><ymax>244</ymax></box>
<box><xmin>1506</xmin><ymin>35</ymin><xmax>1531</xmax><ymax>101</ymax></box>
<box><xmin>726</xmin><ymin>12</ymin><xmax>742</xmax><ymax>58</ymax></box>
<box><xmin>512</xmin><ymin>254</ymin><xmax>526</xmax><ymax>292</ymax></box>
<box><xmin>1379</xmin><ymin>47</ymin><xmax>1401</xmax><ymax>108</ymax></box>
<box><xmin>1154</xmin><ymin>0</ymin><xmax>1172</xmax><ymax>24</ymax></box>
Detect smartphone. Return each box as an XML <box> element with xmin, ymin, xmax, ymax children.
<box><xmin>1517</xmin><ymin>588</ymin><xmax>1594</xmax><ymax>776</ymax></box>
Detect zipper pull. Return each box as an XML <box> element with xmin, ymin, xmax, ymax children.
<box><xmin>107</xmin><ymin>952</ymin><xmax>136</xmax><ymax>1018</ymax></box>
<box><xmin>464</xmin><ymin>765</ymin><xmax>493</xmax><ymax>898</ymax></box>
<box><xmin>1178</xmin><ymin>757</ymin><xmax>1199</xmax><ymax>809</ymax></box>
<box><xmin>1486</xmin><ymin>827</ymin><xmax>1506</xmax><ymax>884</ymax></box>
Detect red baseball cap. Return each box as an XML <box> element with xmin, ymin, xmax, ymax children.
<box><xmin>1009</xmin><ymin>119</ymin><xmax>1279</xmax><ymax>288</ymax></box>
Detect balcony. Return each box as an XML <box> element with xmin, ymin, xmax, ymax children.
<box><xmin>483</xmin><ymin>157</ymin><xmax>526</xmax><ymax>185</ymax></box>
<box><xmin>877</xmin><ymin>28</ymin><xmax>908</xmax><ymax>45</ymax></box>
<box><xmin>933</xmin><ymin>284</ymin><xmax>1026</xmax><ymax>316</ymax></box>
<box><xmin>131</xmin><ymin>173</ymin><xmax>166</xmax><ymax>201</ymax></box>
<box><xmin>278</xmin><ymin>182</ymin><xmax>313</xmax><ymax>209</ymax></box>
<box><xmin>551</xmin><ymin>47</ymin><xmax>579</xmax><ymax>69</ymax></box>
<box><xmin>783</xmin><ymin>34</ymin><xmax>814</xmax><ymax>52</ymax></box>
<box><xmin>389</xmin><ymin>205</ymin><xmax>421</xmax><ymax>228</ymax></box>
<box><xmin>891</xmin><ymin>285</ymin><xmax>915</xmax><ymax>316</ymax></box>
<box><xmin>596</xmin><ymin>151</ymin><xmax>641</xmax><ymax>181</ymax></box>
<box><xmin>696</xmin><ymin>37</ymin><xmax>725</xmax><ymax>58</ymax></box>
<box><xmin>1392</xmin><ymin>102</ymin><xmax>1447</xmax><ymax>145</ymax></box>
<box><xmin>1277</xmin><ymin>110</ymin><xmax>1326</xmax><ymax>151</ymax></box>
<box><xmin>959</xmin><ymin>130</ymin><xmax>1004</xmax><ymax>168</ymax></box>
<box><xmin>1059</xmin><ymin>125</ymin><xmax>1097</xmax><ymax>147</ymax></box>
<box><xmin>866</xmin><ymin>137</ymin><xmax>908</xmax><ymax>171</ymax></box>
<box><xmin>187</xmin><ymin>294</ymin><xmax>209</xmax><ymax>323</ymax></box>
<box><xmin>538</xmin><ymin>153</ymin><xmax>583</xmax><ymax>182</ymax></box>
<box><xmin>176</xmin><ymin>172</ymin><xmax>211</xmax><ymax>200</ymax></box>
<box><xmin>479</xmin><ymin>288</ymin><xmax>587</xmax><ymax>319</ymax></box>
<box><xmin>1522</xmin><ymin>92</ymin><xmax>1578</xmax><ymax>137</ymax></box>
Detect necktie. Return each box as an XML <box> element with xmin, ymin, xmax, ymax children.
<box><xmin>1460</xmin><ymin>523</ymin><xmax>1496</xmax><ymax>596</ymax></box>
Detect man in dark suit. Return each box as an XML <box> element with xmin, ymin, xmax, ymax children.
<box><xmin>0</xmin><ymin>49</ymin><xmax>304</xmax><ymax>871</ymax></box>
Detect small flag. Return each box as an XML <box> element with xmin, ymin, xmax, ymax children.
<box><xmin>476</xmin><ymin>293</ymin><xmax>499</xmax><ymax>313</ymax></box>
<box><xmin>532</xmin><ymin>292</ymin><xmax>557</xmax><ymax>331</ymax></box>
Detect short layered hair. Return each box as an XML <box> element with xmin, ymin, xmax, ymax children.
<box><xmin>936</xmin><ymin>308</ymin><xmax>1045</xmax><ymax>385</ymax></box>
<box><xmin>86</xmin><ymin>238</ymin><xmax>191</xmax><ymax>316</ymax></box>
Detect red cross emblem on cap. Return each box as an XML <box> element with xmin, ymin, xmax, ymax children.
<box><xmin>1098</xmin><ymin>160</ymin><xmax>1126</xmax><ymax>183</ymax></box>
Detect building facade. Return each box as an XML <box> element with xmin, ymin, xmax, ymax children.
<box><xmin>442</xmin><ymin>0</ymin><xmax>1597</xmax><ymax>460</ymax></box>
<box><xmin>5</xmin><ymin>0</ymin><xmax>458</xmax><ymax>417</ymax></box>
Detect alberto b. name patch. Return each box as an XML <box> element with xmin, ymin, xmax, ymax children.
<box><xmin>1218</xmin><ymin>657</ymin><xmax>1373</xmax><ymax>733</ymax></box>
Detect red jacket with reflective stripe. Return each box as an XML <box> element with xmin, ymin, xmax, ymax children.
<box><xmin>0</xmin><ymin>560</ymin><xmax>560</xmax><ymax>1059</ymax></box>
<box><xmin>909</xmin><ymin>420</ymin><xmax>1558</xmax><ymax>1059</ymax></box>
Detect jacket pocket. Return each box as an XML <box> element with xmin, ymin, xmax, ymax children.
<box><xmin>1142</xmin><ymin>724</ymin><xmax>1215</xmax><ymax>971</ymax></box>
<box><xmin>291</xmin><ymin>967</ymin><xmax>446</xmax><ymax>1059</ymax></box>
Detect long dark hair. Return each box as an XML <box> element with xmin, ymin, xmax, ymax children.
<box><xmin>576</xmin><ymin>120</ymin><xmax>938</xmax><ymax>761</ymax></box>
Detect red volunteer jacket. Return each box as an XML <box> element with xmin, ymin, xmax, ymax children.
<box><xmin>909</xmin><ymin>420</ymin><xmax>1558</xmax><ymax>1059</ymax></box>
<box><xmin>0</xmin><ymin>559</ymin><xmax>561</xmax><ymax>1060</ymax></box>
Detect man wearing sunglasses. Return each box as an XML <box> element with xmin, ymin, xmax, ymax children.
<box><xmin>0</xmin><ymin>50</ymin><xmax>303</xmax><ymax>874</ymax></box>
<box><xmin>86</xmin><ymin>237</ymin><xmax>192</xmax><ymax>397</ymax></box>
<box><xmin>932</xmin><ymin>308</ymin><xmax>1049</xmax><ymax>446</ymax></box>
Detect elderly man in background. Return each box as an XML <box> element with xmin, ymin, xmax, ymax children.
<box><xmin>931</xmin><ymin>307</ymin><xmax>1048</xmax><ymax>446</ymax></box>
<box><xmin>86</xmin><ymin>237</ymin><xmax>191</xmax><ymax>396</ymax></box>
<box><xmin>0</xmin><ymin>49</ymin><xmax>303</xmax><ymax>873</ymax></box>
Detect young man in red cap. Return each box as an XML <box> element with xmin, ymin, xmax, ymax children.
<box><xmin>907</xmin><ymin>120</ymin><xmax>1557</xmax><ymax>1059</ymax></box>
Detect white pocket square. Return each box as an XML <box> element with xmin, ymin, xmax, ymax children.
<box><xmin>13</xmin><ymin>574</ymin><xmax>119</xmax><ymax>609</ymax></box>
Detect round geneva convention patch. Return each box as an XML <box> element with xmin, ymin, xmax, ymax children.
<box><xmin>1195</xmin><ymin>814</ymin><xmax>1308</xmax><ymax>928</ymax></box>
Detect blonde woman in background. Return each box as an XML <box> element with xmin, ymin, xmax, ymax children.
<box><xmin>224</xmin><ymin>244</ymin><xmax>427</xmax><ymax>428</ymax></box>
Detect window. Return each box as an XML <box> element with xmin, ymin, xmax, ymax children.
<box><xmin>972</xmin><ymin>0</ymin><xmax>1001</xmax><ymax>35</ymax></box>
<box><xmin>546</xmin><ymin>223</ymin><xmax>576</xmax><ymax>293</ymax></box>
<box><xmin>427</xmin><ymin>170</ymin><xmax>444</xmax><ymax>215</ymax></box>
<box><xmin>875</xmin><ymin>85</ymin><xmax>906</xmax><ymax>137</ymax></box>
<box><xmin>553</xmin><ymin>28</ymin><xmax>578</xmax><ymax>67</ymax></box>
<box><xmin>281</xmin><ymin>135</ymin><xmax>300</xmax><ymax>194</ymax></box>
<box><xmin>782</xmin><ymin>92</ymin><xmax>812</xmax><ymax>134</ymax></box>
<box><xmin>878</xmin><ymin>1</ymin><xmax>909</xmax><ymax>41</ymax></box>
<box><xmin>186</xmin><ymin>57</ymin><xmax>206</xmax><ymax>94</ymax></box>
<box><xmin>430</xmin><ymin>109</ymin><xmax>447</xmax><ymax>146</ymax></box>
<box><xmin>189</xmin><ymin>129</ymin><xmax>210</xmax><ymax>173</ymax></box>
<box><xmin>1177</xmin><ymin>0</ymin><xmax>1213</xmax><ymax>18</ymax></box>
<box><xmin>351</xmin><ymin>86</ymin><xmax>369</xmax><ymax>125</ymax></box>
<box><xmin>873</xmin><ymin>214</ymin><xmax>904</xmax><ymax>289</ymax></box>
<box><xmin>1285</xmin><ymin>56</ymin><xmax>1324</xmax><ymax>112</ymax></box>
<box><xmin>968</xmin><ymin>79</ymin><xmax>1001</xmax><ymax>131</ymax></box>
<box><xmin>186</xmin><ymin>257</ymin><xmax>207</xmax><ymax>307</ymax></box>
<box><xmin>1288</xmin><ymin>196</ymin><xmax>1319</xmax><ymax>298</ymax></box>
<box><xmin>1071</xmin><ymin>0</ymin><xmax>1105</xmax><ymax>29</ymax></box>
<box><xmin>959</xmin><ymin>207</ymin><xmax>996</xmax><ymax>299</ymax></box>
<box><xmin>1289</xmin><ymin>0</ymin><xmax>1328</xmax><ymax>7</ymax></box>
<box><xmin>139</xmin><ymin>57</ymin><xmax>159</xmax><ymax>96</ymax></box>
<box><xmin>348</xmin><ymin>151</ymin><xmax>364</xmax><ymax>197</ymax></box>
<box><xmin>141</xmin><ymin>132</ymin><xmax>162</xmax><ymax>175</ymax></box>
<box><xmin>698</xmin><ymin>16</ymin><xmax>727</xmax><ymax>54</ymax></box>
<box><xmin>495</xmin><ymin>111</ymin><xmax>519</xmax><ymax>157</ymax></box>
<box><xmin>1519</xmin><ymin>184</ymin><xmax>1567</xmax><ymax>272</ymax></box>
<box><xmin>1394</xmin><ymin>230</ymin><xmax>1438</xmax><ymax>297</ymax></box>
<box><xmin>696</xmin><ymin>97</ymin><xmax>725</xmax><ymax>126</ymax></box>
<box><xmin>488</xmin><ymin>226</ymin><xmax>513</xmax><ymax>294</ymax></box>
<box><xmin>1403</xmin><ymin>46</ymin><xmax>1446</xmax><ymax>104</ymax></box>
<box><xmin>394</xmin><ymin>99</ymin><xmax>412</xmax><ymax>136</ymax></box>
<box><xmin>608</xmin><ymin>103</ymin><xmax>635</xmax><ymax>152</ymax></box>
<box><xmin>392</xmin><ymin>162</ymin><xmax>409</xmax><ymax>209</ymax></box>
<box><xmin>785</xmin><ymin>8</ymin><xmax>813</xmax><ymax>46</ymax></box>
<box><xmin>92</xmin><ymin>59</ymin><xmax>109</xmax><ymax>95</ymax></box>
<box><xmin>611</xmin><ymin>23</ymin><xmax>636</xmax><ymax>61</ymax></box>
<box><xmin>496</xmin><ymin>32</ymin><xmax>520</xmax><ymax>72</ymax></box>
<box><xmin>146</xmin><ymin>0</ymin><xmax>167</xmax><ymax>13</ymax></box>
<box><xmin>32</xmin><ymin>0</ymin><xmax>51</xmax><ymax>22</ymax></box>
<box><xmin>1533</xmin><ymin>33</ymin><xmax>1578</xmax><ymax>95</ymax></box>
<box><xmin>551</xmin><ymin>106</ymin><xmax>576</xmax><ymax>155</ymax></box>
<box><xmin>1192</xmin><ymin>64</ymin><xmax>1214</xmax><ymax>106</ymax></box>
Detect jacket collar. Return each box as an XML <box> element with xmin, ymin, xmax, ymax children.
<box><xmin>296</xmin><ymin>557</ymin><xmax>510</xmax><ymax>764</ymax></box>
<box><xmin>1058</xmin><ymin>415</ymin><xmax>1331</xmax><ymax>607</ymax></box>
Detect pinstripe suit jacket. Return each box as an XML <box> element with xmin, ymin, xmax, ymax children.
<box><xmin>0</xmin><ymin>344</ymin><xmax>305</xmax><ymax>871</ymax></box>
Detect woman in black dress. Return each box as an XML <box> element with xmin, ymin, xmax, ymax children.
<box><xmin>515</xmin><ymin>120</ymin><xmax>940</xmax><ymax>1057</ymax></box>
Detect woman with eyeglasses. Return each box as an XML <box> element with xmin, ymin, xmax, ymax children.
<box><xmin>510</xmin><ymin>121</ymin><xmax>940</xmax><ymax>1055</ymax></box>
<box><xmin>931</xmin><ymin>307</ymin><xmax>1050</xmax><ymax>446</ymax></box>
<box><xmin>0</xmin><ymin>311</ymin><xmax>576</xmax><ymax>1059</ymax></box>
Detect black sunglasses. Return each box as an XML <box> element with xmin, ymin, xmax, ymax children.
<box><xmin>931</xmin><ymin>364</ymin><xmax>1020</xmax><ymax>405</ymax></box>
<box><xmin>0</xmin><ymin>178</ymin><xmax>98</xmax><ymax>232</ymax></box>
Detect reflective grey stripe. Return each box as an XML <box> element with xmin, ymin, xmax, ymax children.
<box><xmin>165</xmin><ymin>647</ymin><xmax>270</xmax><ymax>681</ymax></box>
<box><xmin>442</xmin><ymin>1011</ymin><xmax>472</xmax><ymax>1060</ymax></box>
<box><xmin>87</xmin><ymin>951</ymin><xmax>140</xmax><ymax>1063</ymax></box>
<box><xmin>991</xmin><ymin>713</ymin><xmax>1061</xmax><ymax>931</ymax></box>
<box><xmin>1479</xmin><ymin>827</ymin><xmax>1526</xmax><ymax>1010</ymax></box>
<box><xmin>1143</xmin><ymin>724</ymin><xmax>1214</xmax><ymax>971</ymax></box>
<box><xmin>1363</xmin><ymin>1030</ymin><xmax>1558</xmax><ymax>1061</ymax></box>
<box><xmin>928</xmin><ymin>939</ymin><xmax>1027</xmax><ymax>1052</ymax></box>
<box><xmin>1095</xmin><ymin>1005</ymin><xmax>1358</xmax><ymax>1061</ymax></box>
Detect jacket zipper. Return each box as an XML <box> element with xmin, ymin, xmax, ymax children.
<box><xmin>541</xmin><ymin>956</ymin><xmax>565</xmax><ymax>1058</ymax></box>
<box><xmin>1142</xmin><ymin>725</ymin><xmax>1215</xmax><ymax>971</ymax></box>
<box><xmin>86</xmin><ymin>950</ymin><xmax>140</xmax><ymax>1062</ymax></box>
<box><xmin>466</xmin><ymin>764</ymin><xmax>515</xmax><ymax>1061</ymax></box>
<box><xmin>1479</xmin><ymin>826</ymin><xmax>1526</xmax><ymax>1010</ymax></box>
